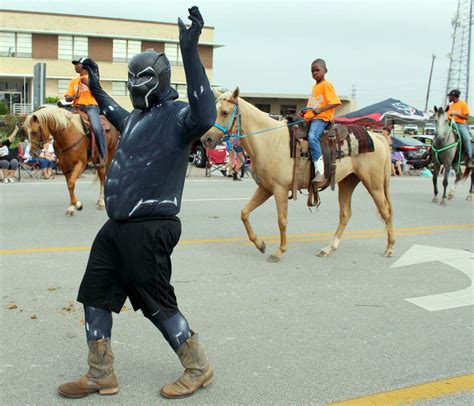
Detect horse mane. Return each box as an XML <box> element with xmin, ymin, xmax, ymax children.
<box><xmin>217</xmin><ymin>91</ymin><xmax>285</xmax><ymax>124</ymax></box>
<box><xmin>24</xmin><ymin>107</ymin><xmax>85</xmax><ymax>135</ymax></box>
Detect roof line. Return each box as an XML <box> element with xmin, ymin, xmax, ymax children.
<box><xmin>0</xmin><ymin>8</ymin><xmax>215</xmax><ymax>29</ymax></box>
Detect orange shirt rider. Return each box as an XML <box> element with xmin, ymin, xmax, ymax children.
<box><xmin>64</xmin><ymin>58</ymin><xmax>98</xmax><ymax>107</ymax></box>
<box><xmin>447</xmin><ymin>100</ymin><xmax>469</xmax><ymax>124</ymax></box>
<box><xmin>304</xmin><ymin>80</ymin><xmax>341</xmax><ymax>122</ymax></box>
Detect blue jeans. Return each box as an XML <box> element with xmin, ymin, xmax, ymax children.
<box><xmin>27</xmin><ymin>157</ymin><xmax>53</xmax><ymax>169</ymax></box>
<box><xmin>308</xmin><ymin>119</ymin><xmax>329</xmax><ymax>161</ymax></box>
<box><xmin>80</xmin><ymin>105</ymin><xmax>106</xmax><ymax>158</ymax></box>
<box><xmin>456</xmin><ymin>123</ymin><xmax>472</xmax><ymax>159</ymax></box>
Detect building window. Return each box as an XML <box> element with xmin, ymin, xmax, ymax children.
<box><xmin>112</xmin><ymin>81</ymin><xmax>127</xmax><ymax>96</ymax></box>
<box><xmin>171</xmin><ymin>84</ymin><xmax>187</xmax><ymax>100</ymax></box>
<box><xmin>113</xmin><ymin>39</ymin><xmax>141</xmax><ymax>62</ymax></box>
<box><xmin>165</xmin><ymin>43</ymin><xmax>183</xmax><ymax>66</ymax></box>
<box><xmin>280</xmin><ymin>104</ymin><xmax>297</xmax><ymax>116</ymax></box>
<box><xmin>57</xmin><ymin>79</ymin><xmax>70</xmax><ymax>94</ymax></box>
<box><xmin>0</xmin><ymin>32</ymin><xmax>32</xmax><ymax>57</ymax></box>
<box><xmin>256</xmin><ymin>104</ymin><xmax>271</xmax><ymax>113</ymax></box>
<box><xmin>58</xmin><ymin>36</ymin><xmax>88</xmax><ymax>60</ymax></box>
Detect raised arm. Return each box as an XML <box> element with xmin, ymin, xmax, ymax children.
<box><xmin>7</xmin><ymin>124</ymin><xmax>19</xmax><ymax>143</ymax></box>
<box><xmin>178</xmin><ymin>7</ymin><xmax>216</xmax><ymax>139</ymax></box>
<box><xmin>81</xmin><ymin>58</ymin><xmax>130</xmax><ymax>133</ymax></box>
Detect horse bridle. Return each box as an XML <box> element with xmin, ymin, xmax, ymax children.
<box><xmin>213</xmin><ymin>100</ymin><xmax>241</xmax><ymax>144</ymax></box>
<box><xmin>29</xmin><ymin>124</ymin><xmax>53</xmax><ymax>151</ymax></box>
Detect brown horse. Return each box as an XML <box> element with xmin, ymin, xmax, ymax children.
<box><xmin>202</xmin><ymin>88</ymin><xmax>395</xmax><ymax>262</ymax></box>
<box><xmin>24</xmin><ymin>107</ymin><xmax>119</xmax><ymax>216</ymax></box>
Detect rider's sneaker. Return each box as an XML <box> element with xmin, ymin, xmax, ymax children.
<box><xmin>467</xmin><ymin>158</ymin><xmax>474</xmax><ymax>169</ymax></box>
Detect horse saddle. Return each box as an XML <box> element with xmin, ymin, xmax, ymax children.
<box><xmin>287</xmin><ymin>113</ymin><xmax>349</xmax><ymax>196</ymax></box>
<box><xmin>74</xmin><ymin>109</ymin><xmax>111</xmax><ymax>134</ymax></box>
<box><xmin>73</xmin><ymin>108</ymin><xmax>110</xmax><ymax>165</ymax></box>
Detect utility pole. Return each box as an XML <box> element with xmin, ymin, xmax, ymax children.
<box><xmin>445</xmin><ymin>0</ymin><xmax>473</xmax><ymax>104</ymax></box>
<box><xmin>425</xmin><ymin>54</ymin><xmax>436</xmax><ymax>111</ymax></box>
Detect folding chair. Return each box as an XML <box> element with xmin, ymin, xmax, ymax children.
<box><xmin>205</xmin><ymin>145</ymin><xmax>228</xmax><ymax>177</ymax></box>
<box><xmin>17</xmin><ymin>143</ymin><xmax>41</xmax><ymax>180</ymax></box>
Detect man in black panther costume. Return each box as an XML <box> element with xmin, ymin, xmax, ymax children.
<box><xmin>57</xmin><ymin>7</ymin><xmax>216</xmax><ymax>400</ymax></box>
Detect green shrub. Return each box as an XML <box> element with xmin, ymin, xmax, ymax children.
<box><xmin>0</xmin><ymin>101</ymin><xmax>9</xmax><ymax>115</ymax></box>
<box><xmin>45</xmin><ymin>96</ymin><xmax>61</xmax><ymax>104</ymax></box>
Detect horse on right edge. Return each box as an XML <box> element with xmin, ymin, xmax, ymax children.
<box><xmin>431</xmin><ymin>106</ymin><xmax>473</xmax><ymax>204</ymax></box>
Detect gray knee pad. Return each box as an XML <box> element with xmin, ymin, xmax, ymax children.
<box><xmin>148</xmin><ymin>311</ymin><xmax>192</xmax><ymax>351</ymax></box>
<box><xmin>84</xmin><ymin>305</ymin><xmax>112</xmax><ymax>342</ymax></box>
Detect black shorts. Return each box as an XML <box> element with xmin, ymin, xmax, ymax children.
<box><xmin>77</xmin><ymin>217</ymin><xmax>181</xmax><ymax>318</ymax></box>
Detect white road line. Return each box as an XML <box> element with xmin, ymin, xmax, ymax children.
<box><xmin>183</xmin><ymin>197</ymin><xmax>253</xmax><ymax>202</ymax></box>
<box><xmin>392</xmin><ymin>244</ymin><xmax>474</xmax><ymax>311</ymax></box>
<box><xmin>4</xmin><ymin>178</ymin><xmax>236</xmax><ymax>186</ymax></box>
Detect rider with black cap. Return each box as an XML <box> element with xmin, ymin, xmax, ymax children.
<box><xmin>65</xmin><ymin>57</ymin><xmax>107</xmax><ymax>165</ymax></box>
<box><xmin>57</xmin><ymin>7</ymin><xmax>216</xmax><ymax>400</ymax></box>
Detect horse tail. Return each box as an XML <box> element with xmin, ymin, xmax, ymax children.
<box><xmin>461</xmin><ymin>166</ymin><xmax>471</xmax><ymax>181</ymax></box>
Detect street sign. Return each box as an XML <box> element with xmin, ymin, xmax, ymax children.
<box><xmin>33</xmin><ymin>63</ymin><xmax>46</xmax><ymax>109</ymax></box>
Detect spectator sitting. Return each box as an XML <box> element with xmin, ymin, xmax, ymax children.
<box><xmin>24</xmin><ymin>139</ymin><xmax>55</xmax><ymax>180</ymax></box>
<box><xmin>0</xmin><ymin>124</ymin><xmax>20</xmax><ymax>183</ymax></box>
<box><xmin>391</xmin><ymin>150</ymin><xmax>405</xmax><ymax>176</ymax></box>
<box><xmin>382</xmin><ymin>126</ymin><xmax>392</xmax><ymax>149</ymax></box>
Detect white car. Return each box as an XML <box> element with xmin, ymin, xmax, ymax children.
<box><xmin>403</xmin><ymin>125</ymin><xmax>418</xmax><ymax>135</ymax></box>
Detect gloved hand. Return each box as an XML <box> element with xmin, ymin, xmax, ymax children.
<box><xmin>178</xmin><ymin>6</ymin><xmax>204</xmax><ymax>51</ymax></box>
<box><xmin>81</xmin><ymin>57</ymin><xmax>102</xmax><ymax>90</ymax></box>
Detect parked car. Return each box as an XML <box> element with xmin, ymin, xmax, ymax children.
<box><xmin>392</xmin><ymin>135</ymin><xmax>429</xmax><ymax>169</ymax></box>
<box><xmin>403</xmin><ymin>124</ymin><xmax>418</xmax><ymax>135</ymax></box>
<box><xmin>413</xmin><ymin>134</ymin><xmax>434</xmax><ymax>146</ymax></box>
<box><xmin>423</xmin><ymin>124</ymin><xmax>436</xmax><ymax>135</ymax></box>
<box><xmin>190</xmin><ymin>140</ymin><xmax>207</xmax><ymax>168</ymax></box>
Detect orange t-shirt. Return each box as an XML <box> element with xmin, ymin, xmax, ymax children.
<box><xmin>64</xmin><ymin>75</ymin><xmax>98</xmax><ymax>106</ymax></box>
<box><xmin>304</xmin><ymin>80</ymin><xmax>341</xmax><ymax>121</ymax></box>
<box><xmin>447</xmin><ymin>100</ymin><xmax>469</xmax><ymax>124</ymax></box>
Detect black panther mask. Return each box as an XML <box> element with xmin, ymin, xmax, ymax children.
<box><xmin>127</xmin><ymin>51</ymin><xmax>178</xmax><ymax>110</ymax></box>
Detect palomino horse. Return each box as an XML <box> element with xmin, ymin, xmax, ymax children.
<box><xmin>24</xmin><ymin>107</ymin><xmax>119</xmax><ymax>215</ymax></box>
<box><xmin>202</xmin><ymin>88</ymin><xmax>394</xmax><ymax>262</ymax></box>
<box><xmin>431</xmin><ymin>106</ymin><xmax>472</xmax><ymax>205</ymax></box>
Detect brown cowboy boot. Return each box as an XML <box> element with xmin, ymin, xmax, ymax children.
<box><xmin>57</xmin><ymin>338</ymin><xmax>119</xmax><ymax>398</ymax></box>
<box><xmin>160</xmin><ymin>334</ymin><xmax>214</xmax><ymax>399</ymax></box>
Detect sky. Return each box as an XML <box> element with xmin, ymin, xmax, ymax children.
<box><xmin>1</xmin><ymin>0</ymin><xmax>471</xmax><ymax>110</ymax></box>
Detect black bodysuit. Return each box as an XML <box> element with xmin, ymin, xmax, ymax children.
<box><xmin>88</xmin><ymin>44</ymin><xmax>215</xmax><ymax>221</ymax></box>
<box><xmin>77</xmin><ymin>9</ymin><xmax>216</xmax><ymax>351</ymax></box>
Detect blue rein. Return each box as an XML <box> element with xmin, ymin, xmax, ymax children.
<box><xmin>212</xmin><ymin>101</ymin><xmax>304</xmax><ymax>149</ymax></box>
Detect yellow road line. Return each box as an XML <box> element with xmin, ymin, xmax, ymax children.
<box><xmin>1</xmin><ymin>224</ymin><xmax>472</xmax><ymax>255</ymax></box>
<box><xmin>326</xmin><ymin>373</ymin><xmax>474</xmax><ymax>405</ymax></box>
<box><xmin>250</xmin><ymin>230</ymin><xmax>433</xmax><ymax>245</ymax></box>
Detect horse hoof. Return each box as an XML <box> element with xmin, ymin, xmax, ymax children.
<box><xmin>440</xmin><ymin>200</ymin><xmax>447</xmax><ymax>206</ymax></box>
<box><xmin>97</xmin><ymin>205</ymin><xmax>105</xmax><ymax>210</ymax></box>
<box><xmin>384</xmin><ymin>249</ymin><xmax>394</xmax><ymax>258</ymax></box>
<box><xmin>258</xmin><ymin>241</ymin><xmax>266</xmax><ymax>254</ymax></box>
<box><xmin>266</xmin><ymin>254</ymin><xmax>280</xmax><ymax>263</ymax></box>
<box><xmin>467</xmin><ymin>195</ymin><xmax>473</xmax><ymax>201</ymax></box>
<box><xmin>76</xmin><ymin>202</ymin><xmax>83</xmax><ymax>211</ymax></box>
<box><xmin>432</xmin><ymin>197</ymin><xmax>439</xmax><ymax>203</ymax></box>
<box><xmin>317</xmin><ymin>249</ymin><xmax>330</xmax><ymax>257</ymax></box>
<box><xmin>448</xmin><ymin>193</ymin><xmax>455</xmax><ymax>200</ymax></box>
<box><xmin>65</xmin><ymin>210</ymin><xmax>74</xmax><ymax>216</ymax></box>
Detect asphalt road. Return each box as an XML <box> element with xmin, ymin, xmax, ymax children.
<box><xmin>1</xmin><ymin>173</ymin><xmax>473</xmax><ymax>405</ymax></box>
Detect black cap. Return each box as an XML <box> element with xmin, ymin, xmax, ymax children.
<box><xmin>447</xmin><ymin>89</ymin><xmax>461</xmax><ymax>97</ymax></box>
<box><xmin>71</xmin><ymin>57</ymin><xmax>87</xmax><ymax>65</ymax></box>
